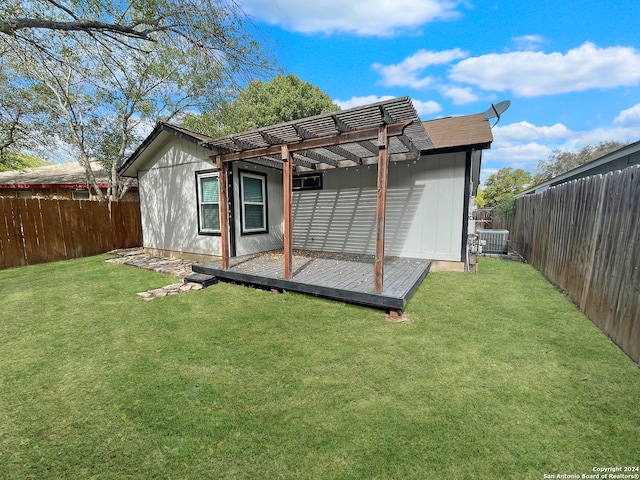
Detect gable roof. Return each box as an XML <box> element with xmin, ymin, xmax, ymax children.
<box><xmin>120</xmin><ymin>123</ymin><xmax>217</xmax><ymax>177</ymax></box>
<box><xmin>120</xmin><ymin>98</ymin><xmax>494</xmax><ymax>178</ymax></box>
<box><xmin>0</xmin><ymin>161</ymin><xmax>114</xmax><ymax>188</ymax></box>
<box><xmin>121</xmin><ymin>97</ymin><xmax>435</xmax><ymax>176</ymax></box>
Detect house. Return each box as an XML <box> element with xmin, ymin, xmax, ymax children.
<box><xmin>119</xmin><ymin>97</ymin><xmax>492</xmax><ymax>309</ymax></box>
<box><xmin>518</xmin><ymin>139</ymin><xmax>640</xmax><ymax>196</ymax></box>
<box><xmin>0</xmin><ymin>161</ymin><xmax>139</xmax><ymax>201</ymax></box>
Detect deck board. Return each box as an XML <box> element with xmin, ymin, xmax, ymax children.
<box><xmin>193</xmin><ymin>250</ymin><xmax>431</xmax><ymax>310</ymax></box>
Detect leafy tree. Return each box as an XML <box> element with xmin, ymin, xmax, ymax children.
<box><xmin>474</xmin><ymin>187</ymin><xmax>486</xmax><ymax>208</ymax></box>
<box><xmin>483</xmin><ymin>167</ymin><xmax>532</xmax><ymax>207</ymax></box>
<box><xmin>183</xmin><ymin>74</ymin><xmax>340</xmax><ymax>137</ymax></box>
<box><xmin>533</xmin><ymin>141</ymin><xmax>625</xmax><ymax>184</ymax></box>
<box><xmin>0</xmin><ymin>66</ymin><xmax>50</xmax><ymax>168</ymax></box>
<box><xmin>0</xmin><ymin>0</ymin><xmax>270</xmax><ymax>201</ymax></box>
<box><xmin>0</xmin><ymin>151</ymin><xmax>49</xmax><ymax>172</ymax></box>
<box><xmin>496</xmin><ymin>195</ymin><xmax>516</xmax><ymax>217</ymax></box>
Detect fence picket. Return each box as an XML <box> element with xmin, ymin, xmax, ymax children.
<box><xmin>0</xmin><ymin>198</ymin><xmax>141</xmax><ymax>270</ymax></box>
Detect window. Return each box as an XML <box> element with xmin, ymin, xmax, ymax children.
<box><xmin>16</xmin><ymin>190</ymin><xmax>32</xmax><ymax>199</ymax></box>
<box><xmin>72</xmin><ymin>190</ymin><xmax>91</xmax><ymax>200</ymax></box>
<box><xmin>240</xmin><ymin>171</ymin><xmax>267</xmax><ymax>234</ymax></box>
<box><xmin>197</xmin><ymin>172</ymin><xmax>220</xmax><ymax>234</ymax></box>
<box><xmin>293</xmin><ymin>173</ymin><xmax>323</xmax><ymax>191</ymax></box>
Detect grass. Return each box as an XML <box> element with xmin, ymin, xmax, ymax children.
<box><xmin>0</xmin><ymin>255</ymin><xmax>638</xmax><ymax>479</ymax></box>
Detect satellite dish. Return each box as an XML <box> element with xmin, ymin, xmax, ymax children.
<box><xmin>482</xmin><ymin>100</ymin><xmax>511</xmax><ymax>127</ymax></box>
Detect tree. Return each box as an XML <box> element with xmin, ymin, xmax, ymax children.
<box><xmin>182</xmin><ymin>74</ymin><xmax>340</xmax><ymax>137</ymax></box>
<box><xmin>533</xmin><ymin>141</ymin><xmax>625</xmax><ymax>184</ymax></box>
<box><xmin>0</xmin><ymin>151</ymin><xmax>49</xmax><ymax>172</ymax></box>
<box><xmin>474</xmin><ymin>187</ymin><xmax>486</xmax><ymax>208</ymax></box>
<box><xmin>0</xmin><ymin>0</ymin><xmax>270</xmax><ymax>201</ymax></box>
<box><xmin>483</xmin><ymin>167</ymin><xmax>532</xmax><ymax>207</ymax></box>
<box><xmin>0</xmin><ymin>65</ymin><xmax>50</xmax><ymax>168</ymax></box>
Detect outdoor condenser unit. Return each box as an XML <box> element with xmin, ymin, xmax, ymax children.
<box><xmin>477</xmin><ymin>229</ymin><xmax>509</xmax><ymax>254</ymax></box>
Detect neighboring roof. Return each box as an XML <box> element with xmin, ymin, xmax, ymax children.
<box><xmin>422</xmin><ymin>114</ymin><xmax>493</xmax><ymax>152</ymax></box>
<box><xmin>518</xmin><ymin>139</ymin><xmax>640</xmax><ymax>196</ymax></box>
<box><xmin>0</xmin><ymin>161</ymin><xmax>108</xmax><ymax>188</ymax></box>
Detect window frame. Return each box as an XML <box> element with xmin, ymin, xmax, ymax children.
<box><xmin>239</xmin><ymin>170</ymin><xmax>268</xmax><ymax>235</ymax></box>
<box><xmin>195</xmin><ymin>170</ymin><xmax>221</xmax><ymax>236</ymax></box>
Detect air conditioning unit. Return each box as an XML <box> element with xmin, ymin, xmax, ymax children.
<box><xmin>477</xmin><ymin>229</ymin><xmax>509</xmax><ymax>254</ymax></box>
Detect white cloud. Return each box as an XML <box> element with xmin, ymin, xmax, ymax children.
<box><xmin>449</xmin><ymin>42</ymin><xmax>640</xmax><ymax>97</ymax></box>
<box><xmin>438</xmin><ymin>85</ymin><xmax>480</xmax><ymax>105</ymax></box>
<box><xmin>372</xmin><ymin>48</ymin><xmax>468</xmax><ymax>88</ymax></box>
<box><xmin>494</xmin><ymin>121</ymin><xmax>570</xmax><ymax>142</ymax></box>
<box><xmin>334</xmin><ymin>95</ymin><xmax>441</xmax><ymax>117</ymax></box>
<box><xmin>412</xmin><ymin>99</ymin><xmax>442</xmax><ymax>116</ymax></box>
<box><xmin>333</xmin><ymin>95</ymin><xmax>396</xmax><ymax>110</ymax></box>
<box><xmin>239</xmin><ymin>0</ymin><xmax>463</xmax><ymax>36</ymax></box>
<box><xmin>489</xmin><ymin>142</ymin><xmax>552</xmax><ymax>162</ymax></box>
<box><xmin>614</xmin><ymin>103</ymin><xmax>640</xmax><ymax>127</ymax></box>
<box><xmin>511</xmin><ymin>35</ymin><xmax>545</xmax><ymax>51</ymax></box>
<box><xmin>481</xmin><ymin>118</ymin><xmax>640</xmax><ymax>178</ymax></box>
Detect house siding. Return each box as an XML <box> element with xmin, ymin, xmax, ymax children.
<box><xmin>137</xmin><ymin>137</ymin><xmax>283</xmax><ymax>257</ymax></box>
<box><xmin>292</xmin><ymin>152</ymin><xmax>466</xmax><ymax>261</ymax></box>
<box><xmin>232</xmin><ymin>164</ymin><xmax>284</xmax><ymax>256</ymax></box>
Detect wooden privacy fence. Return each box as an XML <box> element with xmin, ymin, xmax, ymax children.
<box><xmin>0</xmin><ymin>198</ymin><xmax>142</xmax><ymax>270</ymax></box>
<box><xmin>493</xmin><ymin>165</ymin><xmax>640</xmax><ymax>364</ymax></box>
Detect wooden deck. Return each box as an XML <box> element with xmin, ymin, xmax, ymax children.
<box><xmin>192</xmin><ymin>250</ymin><xmax>431</xmax><ymax>311</ymax></box>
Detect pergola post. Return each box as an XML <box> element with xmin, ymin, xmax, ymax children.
<box><xmin>282</xmin><ymin>144</ymin><xmax>293</xmax><ymax>279</ymax></box>
<box><xmin>375</xmin><ymin>125</ymin><xmax>389</xmax><ymax>294</ymax></box>
<box><xmin>216</xmin><ymin>155</ymin><xmax>229</xmax><ymax>270</ymax></box>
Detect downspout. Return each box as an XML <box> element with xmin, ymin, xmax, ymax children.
<box><xmin>461</xmin><ymin>151</ymin><xmax>472</xmax><ymax>271</ymax></box>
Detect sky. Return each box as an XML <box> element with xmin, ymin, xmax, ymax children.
<box><xmin>237</xmin><ymin>0</ymin><xmax>640</xmax><ymax>185</ymax></box>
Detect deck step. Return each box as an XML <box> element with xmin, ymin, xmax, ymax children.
<box><xmin>184</xmin><ymin>272</ymin><xmax>218</xmax><ymax>287</ymax></box>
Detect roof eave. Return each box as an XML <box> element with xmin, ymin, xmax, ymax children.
<box><xmin>118</xmin><ymin>123</ymin><xmax>215</xmax><ymax>178</ymax></box>
<box><xmin>421</xmin><ymin>141</ymin><xmax>492</xmax><ymax>156</ymax></box>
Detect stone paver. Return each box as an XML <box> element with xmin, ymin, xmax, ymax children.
<box><xmin>107</xmin><ymin>248</ymin><xmax>209</xmax><ymax>300</ymax></box>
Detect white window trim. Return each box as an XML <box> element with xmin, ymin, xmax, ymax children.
<box><xmin>240</xmin><ymin>171</ymin><xmax>267</xmax><ymax>234</ymax></box>
<box><xmin>197</xmin><ymin>171</ymin><xmax>221</xmax><ymax>235</ymax></box>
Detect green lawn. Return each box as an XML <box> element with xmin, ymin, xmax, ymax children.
<box><xmin>0</xmin><ymin>255</ymin><xmax>638</xmax><ymax>479</ymax></box>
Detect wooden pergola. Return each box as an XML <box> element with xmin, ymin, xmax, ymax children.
<box><xmin>201</xmin><ymin>97</ymin><xmax>432</xmax><ymax>294</ymax></box>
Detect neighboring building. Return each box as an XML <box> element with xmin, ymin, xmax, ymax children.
<box><xmin>119</xmin><ymin>97</ymin><xmax>492</xmax><ymax>269</ymax></box>
<box><xmin>0</xmin><ymin>161</ymin><xmax>139</xmax><ymax>201</ymax></box>
<box><xmin>518</xmin><ymin>139</ymin><xmax>640</xmax><ymax>196</ymax></box>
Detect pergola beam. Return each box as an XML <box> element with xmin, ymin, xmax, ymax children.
<box><xmin>291</xmin><ymin>153</ymin><xmax>319</xmax><ymax>170</ymax></box>
<box><xmin>212</xmin><ymin>120</ymin><xmax>411</xmax><ymax>163</ymax></box>
<box><xmin>325</xmin><ymin>145</ymin><xmax>362</xmax><ymax>164</ymax></box>
<box><xmin>358</xmin><ymin>140</ymin><xmax>380</xmax><ymax>156</ymax></box>
<box><xmin>299</xmin><ymin>149</ymin><xmax>339</xmax><ymax>167</ymax></box>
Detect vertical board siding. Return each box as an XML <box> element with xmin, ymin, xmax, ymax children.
<box><xmin>493</xmin><ymin>165</ymin><xmax>640</xmax><ymax>363</ymax></box>
<box><xmin>292</xmin><ymin>153</ymin><xmax>466</xmax><ymax>261</ymax></box>
<box><xmin>0</xmin><ymin>198</ymin><xmax>142</xmax><ymax>270</ymax></box>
